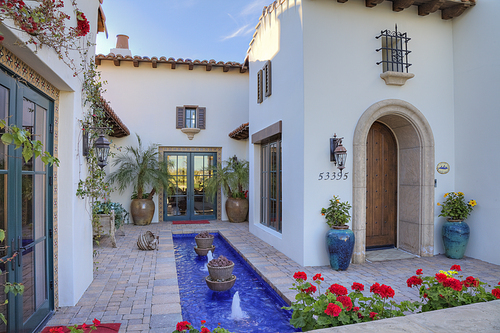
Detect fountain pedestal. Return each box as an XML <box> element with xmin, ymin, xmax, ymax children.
<box><xmin>205</xmin><ymin>275</ymin><xmax>236</xmax><ymax>292</ymax></box>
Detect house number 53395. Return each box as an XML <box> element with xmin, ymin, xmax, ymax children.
<box><xmin>318</xmin><ymin>171</ymin><xmax>348</xmax><ymax>181</ymax></box>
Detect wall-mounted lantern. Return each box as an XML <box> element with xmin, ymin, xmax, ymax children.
<box><xmin>330</xmin><ymin>134</ymin><xmax>347</xmax><ymax>171</ymax></box>
<box><xmin>83</xmin><ymin>128</ymin><xmax>111</xmax><ymax>169</ymax></box>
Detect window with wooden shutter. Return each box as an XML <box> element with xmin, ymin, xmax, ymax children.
<box><xmin>264</xmin><ymin>60</ymin><xmax>272</xmax><ymax>97</ymax></box>
<box><xmin>197</xmin><ymin>107</ymin><xmax>206</xmax><ymax>129</ymax></box>
<box><xmin>176</xmin><ymin>106</ymin><xmax>185</xmax><ymax>129</ymax></box>
<box><xmin>257</xmin><ymin>69</ymin><xmax>263</xmax><ymax>104</ymax></box>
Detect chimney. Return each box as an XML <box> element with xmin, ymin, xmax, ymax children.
<box><xmin>110</xmin><ymin>34</ymin><xmax>132</xmax><ymax>56</ymax></box>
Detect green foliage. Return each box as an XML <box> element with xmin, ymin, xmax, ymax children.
<box><xmin>107</xmin><ymin>134</ymin><xmax>172</xmax><ymax>200</ymax></box>
<box><xmin>4</xmin><ymin>282</ymin><xmax>24</xmax><ymax>296</ymax></box>
<box><xmin>0</xmin><ymin>120</ymin><xmax>59</xmax><ymax>167</ymax></box>
<box><xmin>131</xmin><ymin>191</ymin><xmax>150</xmax><ymax>199</ymax></box>
<box><xmin>172</xmin><ymin>321</ymin><xmax>234</xmax><ymax>333</ymax></box>
<box><xmin>407</xmin><ymin>265</ymin><xmax>497</xmax><ymax>312</ymax></box>
<box><xmin>283</xmin><ymin>273</ymin><xmax>416</xmax><ymax>331</ymax></box>
<box><xmin>321</xmin><ymin>195</ymin><xmax>351</xmax><ymax>227</ymax></box>
<box><xmin>204</xmin><ymin>157</ymin><xmax>249</xmax><ymax>200</ymax></box>
<box><xmin>437</xmin><ymin>192</ymin><xmax>476</xmax><ymax>220</ymax></box>
<box><xmin>92</xmin><ymin>201</ymin><xmax>129</xmax><ymax>229</ymax></box>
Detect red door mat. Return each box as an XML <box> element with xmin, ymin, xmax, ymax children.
<box><xmin>41</xmin><ymin>323</ymin><xmax>121</xmax><ymax>333</ymax></box>
<box><xmin>172</xmin><ymin>220</ymin><xmax>210</xmax><ymax>224</ymax></box>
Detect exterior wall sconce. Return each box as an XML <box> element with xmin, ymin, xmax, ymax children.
<box><xmin>83</xmin><ymin>128</ymin><xmax>111</xmax><ymax>169</ymax></box>
<box><xmin>330</xmin><ymin>134</ymin><xmax>347</xmax><ymax>171</ymax></box>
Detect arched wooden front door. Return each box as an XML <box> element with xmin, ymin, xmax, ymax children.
<box><xmin>366</xmin><ymin>121</ymin><xmax>397</xmax><ymax>248</ymax></box>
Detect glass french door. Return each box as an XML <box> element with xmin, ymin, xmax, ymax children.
<box><xmin>0</xmin><ymin>69</ymin><xmax>54</xmax><ymax>333</ymax></box>
<box><xmin>164</xmin><ymin>152</ymin><xmax>216</xmax><ymax>221</ymax></box>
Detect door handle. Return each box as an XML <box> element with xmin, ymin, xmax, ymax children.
<box><xmin>17</xmin><ymin>236</ymin><xmax>25</xmax><ymax>268</ymax></box>
<box><xmin>11</xmin><ymin>238</ymin><xmax>15</xmax><ymax>271</ymax></box>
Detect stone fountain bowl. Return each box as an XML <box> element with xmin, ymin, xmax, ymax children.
<box><xmin>195</xmin><ymin>235</ymin><xmax>214</xmax><ymax>249</ymax></box>
<box><xmin>205</xmin><ymin>275</ymin><xmax>236</xmax><ymax>292</ymax></box>
<box><xmin>194</xmin><ymin>245</ymin><xmax>215</xmax><ymax>256</ymax></box>
<box><xmin>207</xmin><ymin>262</ymin><xmax>234</xmax><ymax>281</ymax></box>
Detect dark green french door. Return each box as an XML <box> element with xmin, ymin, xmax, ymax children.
<box><xmin>164</xmin><ymin>152</ymin><xmax>216</xmax><ymax>221</ymax></box>
<box><xmin>0</xmin><ymin>69</ymin><xmax>54</xmax><ymax>333</ymax></box>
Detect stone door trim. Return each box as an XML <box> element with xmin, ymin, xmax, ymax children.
<box><xmin>352</xmin><ymin>99</ymin><xmax>435</xmax><ymax>264</ymax></box>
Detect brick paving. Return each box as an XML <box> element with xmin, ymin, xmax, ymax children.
<box><xmin>42</xmin><ymin>221</ymin><xmax>500</xmax><ymax>332</ymax></box>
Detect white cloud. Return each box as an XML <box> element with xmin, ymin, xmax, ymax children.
<box><xmin>221</xmin><ymin>24</ymin><xmax>251</xmax><ymax>41</ymax></box>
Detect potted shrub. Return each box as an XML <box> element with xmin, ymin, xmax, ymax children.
<box><xmin>321</xmin><ymin>195</ymin><xmax>355</xmax><ymax>271</ymax></box>
<box><xmin>204</xmin><ymin>156</ymin><xmax>249</xmax><ymax>222</ymax></box>
<box><xmin>107</xmin><ymin>134</ymin><xmax>171</xmax><ymax>225</ymax></box>
<box><xmin>437</xmin><ymin>191</ymin><xmax>477</xmax><ymax>259</ymax></box>
<box><xmin>205</xmin><ymin>255</ymin><xmax>236</xmax><ymax>291</ymax></box>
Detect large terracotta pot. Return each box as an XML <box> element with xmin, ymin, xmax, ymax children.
<box><xmin>130</xmin><ymin>199</ymin><xmax>155</xmax><ymax>225</ymax></box>
<box><xmin>225</xmin><ymin>197</ymin><xmax>249</xmax><ymax>223</ymax></box>
<box><xmin>326</xmin><ymin>226</ymin><xmax>355</xmax><ymax>271</ymax></box>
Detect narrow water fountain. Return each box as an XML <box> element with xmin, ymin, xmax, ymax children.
<box><xmin>230</xmin><ymin>291</ymin><xmax>246</xmax><ymax>320</ymax></box>
<box><xmin>201</xmin><ymin>250</ymin><xmax>213</xmax><ymax>272</ymax></box>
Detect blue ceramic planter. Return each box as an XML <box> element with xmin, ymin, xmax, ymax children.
<box><xmin>442</xmin><ymin>219</ymin><xmax>470</xmax><ymax>259</ymax></box>
<box><xmin>326</xmin><ymin>227</ymin><xmax>355</xmax><ymax>271</ymax></box>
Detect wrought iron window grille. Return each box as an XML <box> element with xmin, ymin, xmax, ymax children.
<box><xmin>376</xmin><ymin>25</ymin><xmax>412</xmax><ymax>73</ymax></box>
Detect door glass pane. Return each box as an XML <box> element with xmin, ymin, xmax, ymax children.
<box><xmin>0</xmin><ymin>175</ymin><xmax>6</xmax><ymax>257</ymax></box>
<box><xmin>22</xmin><ymin>246</ymin><xmax>35</xmax><ymax>322</ymax></box>
<box><xmin>22</xmin><ymin>99</ymin><xmax>35</xmax><ymax>171</ymax></box>
<box><xmin>22</xmin><ymin>175</ymin><xmax>34</xmax><ymax>244</ymax></box>
<box><xmin>35</xmin><ymin>241</ymin><xmax>46</xmax><ymax>309</ymax></box>
<box><xmin>0</xmin><ymin>85</ymin><xmax>8</xmax><ymax>170</ymax></box>
<box><xmin>34</xmin><ymin>105</ymin><xmax>47</xmax><ymax>172</ymax></box>
<box><xmin>34</xmin><ymin>174</ymin><xmax>46</xmax><ymax>240</ymax></box>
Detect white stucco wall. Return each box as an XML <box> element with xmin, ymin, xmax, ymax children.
<box><xmin>248</xmin><ymin>0</ymin><xmax>306</xmax><ymax>265</ymax></box>
<box><xmin>98</xmin><ymin>60</ymin><xmax>249</xmax><ymax>222</ymax></box>
<box><xmin>452</xmin><ymin>0</ymin><xmax>500</xmax><ymax>265</ymax></box>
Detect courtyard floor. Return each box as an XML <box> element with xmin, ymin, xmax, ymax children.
<box><xmin>42</xmin><ymin>221</ymin><xmax>500</xmax><ymax>332</ymax></box>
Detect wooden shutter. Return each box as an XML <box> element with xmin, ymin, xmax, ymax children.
<box><xmin>176</xmin><ymin>106</ymin><xmax>185</xmax><ymax>129</ymax></box>
<box><xmin>257</xmin><ymin>70</ymin><xmax>263</xmax><ymax>103</ymax></box>
<box><xmin>197</xmin><ymin>107</ymin><xmax>206</xmax><ymax>129</ymax></box>
<box><xmin>265</xmin><ymin>60</ymin><xmax>272</xmax><ymax>97</ymax></box>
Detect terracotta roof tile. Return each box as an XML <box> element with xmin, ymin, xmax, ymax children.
<box><xmin>95</xmin><ymin>54</ymin><xmax>248</xmax><ymax>73</ymax></box>
<box><xmin>229</xmin><ymin>122</ymin><xmax>249</xmax><ymax>140</ymax></box>
<box><xmin>101</xmin><ymin>97</ymin><xmax>130</xmax><ymax>138</ymax></box>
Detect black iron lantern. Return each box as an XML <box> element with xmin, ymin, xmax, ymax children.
<box><xmin>94</xmin><ymin>133</ymin><xmax>110</xmax><ymax>169</ymax></box>
<box><xmin>330</xmin><ymin>134</ymin><xmax>347</xmax><ymax>171</ymax></box>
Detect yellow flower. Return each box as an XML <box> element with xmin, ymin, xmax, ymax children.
<box><xmin>444</xmin><ymin>193</ymin><xmax>448</xmax><ymax>198</ymax></box>
<box><xmin>437</xmin><ymin>202</ymin><xmax>441</xmax><ymax>206</ymax></box>
<box><xmin>336</xmin><ymin>200</ymin><xmax>340</xmax><ymax>202</ymax></box>
<box><xmin>458</xmin><ymin>192</ymin><xmax>464</xmax><ymax>196</ymax></box>
<box><xmin>469</xmin><ymin>200</ymin><xmax>477</xmax><ymax>207</ymax></box>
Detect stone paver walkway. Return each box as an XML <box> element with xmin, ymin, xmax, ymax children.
<box><xmin>42</xmin><ymin>221</ymin><xmax>500</xmax><ymax>332</ymax></box>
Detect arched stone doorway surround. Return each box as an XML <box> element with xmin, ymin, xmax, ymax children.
<box><xmin>352</xmin><ymin>99</ymin><xmax>435</xmax><ymax>264</ymax></box>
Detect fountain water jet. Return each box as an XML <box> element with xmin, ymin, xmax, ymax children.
<box><xmin>201</xmin><ymin>251</ymin><xmax>214</xmax><ymax>272</ymax></box>
<box><xmin>230</xmin><ymin>291</ymin><xmax>246</xmax><ymax>320</ymax></box>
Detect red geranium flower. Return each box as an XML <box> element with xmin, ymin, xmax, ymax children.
<box><xmin>201</xmin><ymin>327</ymin><xmax>211</xmax><ymax>333</ymax></box>
<box><xmin>176</xmin><ymin>321</ymin><xmax>191</xmax><ymax>332</ymax></box>
<box><xmin>443</xmin><ymin>278</ymin><xmax>463</xmax><ymax>291</ymax></box>
<box><xmin>369</xmin><ymin>312</ymin><xmax>378</xmax><ymax>320</ymax></box>
<box><xmin>353</xmin><ymin>306</ymin><xmax>360</xmax><ymax>312</ymax></box>
<box><xmin>301</xmin><ymin>285</ymin><xmax>317</xmax><ymax>294</ymax></box>
<box><xmin>416</xmin><ymin>268</ymin><xmax>423</xmax><ymax>275</ymax></box>
<box><xmin>201</xmin><ymin>320</ymin><xmax>206</xmax><ymax>325</ymax></box>
<box><xmin>450</xmin><ymin>265</ymin><xmax>462</xmax><ymax>271</ymax></box>
<box><xmin>92</xmin><ymin>318</ymin><xmax>101</xmax><ymax>326</ymax></box>
<box><xmin>49</xmin><ymin>328</ymin><xmax>64</xmax><ymax>333</ymax></box>
<box><xmin>423</xmin><ymin>293</ymin><xmax>428</xmax><ymax>298</ymax></box>
<box><xmin>328</xmin><ymin>283</ymin><xmax>348</xmax><ymax>296</ymax></box>
<box><xmin>462</xmin><ymin>276</ymin><xmax>479</xmax><ymax>288</ymax></box>
<box><xmin>337</xmin><ymin>296</ymin><xmax>353</xmax><ymax>311</ymax></box>
<box><xmin>372</xmin><ymin>284</ymin><xmax>395</xmax><ymax>298</ymax></box>
<box><xmin>370</xmin><ymin>282</ymin><xmax>381</xmax><ymax>293</ymax></box>
<box><xmin>492</xmin><ymin>288</ymin><xmax>500</xmax><ymax>299</ymax></box>
<box><xmin>407</xmin><ymin>276</ymin><xmax>423</xmax><ymax>288</ymax></box>
<box><xmin>351</xmin><ymin>282</ymin><xmax>364</xmax><ymax>291</ymax></box>
<box><xmin>313</xmin><ymin>273</ymin><xmax>324</xmax><ymax>281</ymax></box>
<box><xmin>81</xmin><ymin>324</ymin><xmax>88</xmax><ymax>329</ymax></box>
<box><xmin>324</xmin><ymin>303</ymin><xmax>342</xmax><ymax>317</ymax></box>
<box><xmin>435</xmin><ymin>273</ymin><xmax>448</xmax><ymax>283</ymax></box>
<box><xmin>293</xmin><ymin>271</ymin><xmax>307</xmax><ymax>281</ymax></box>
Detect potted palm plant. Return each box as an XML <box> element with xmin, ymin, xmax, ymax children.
<box><xmin>107</xmin><ymin>134</ymin><xmax>171</xmax><ymax>225</ymax></box>
<box><xmin>321</xmin><ymin>195</ymin><xmax>355</xmax><ymax>271</ymax></box>
<box><xmin>204</xmin><ymin>156</ymin><xmax>249</xmax><ymax>222</ymax></box>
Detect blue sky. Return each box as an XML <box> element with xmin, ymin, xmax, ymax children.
<box><xmin>95</xmin><ymin>0</ymin><xmax>270</xmax><ymax>63</ymax></box>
